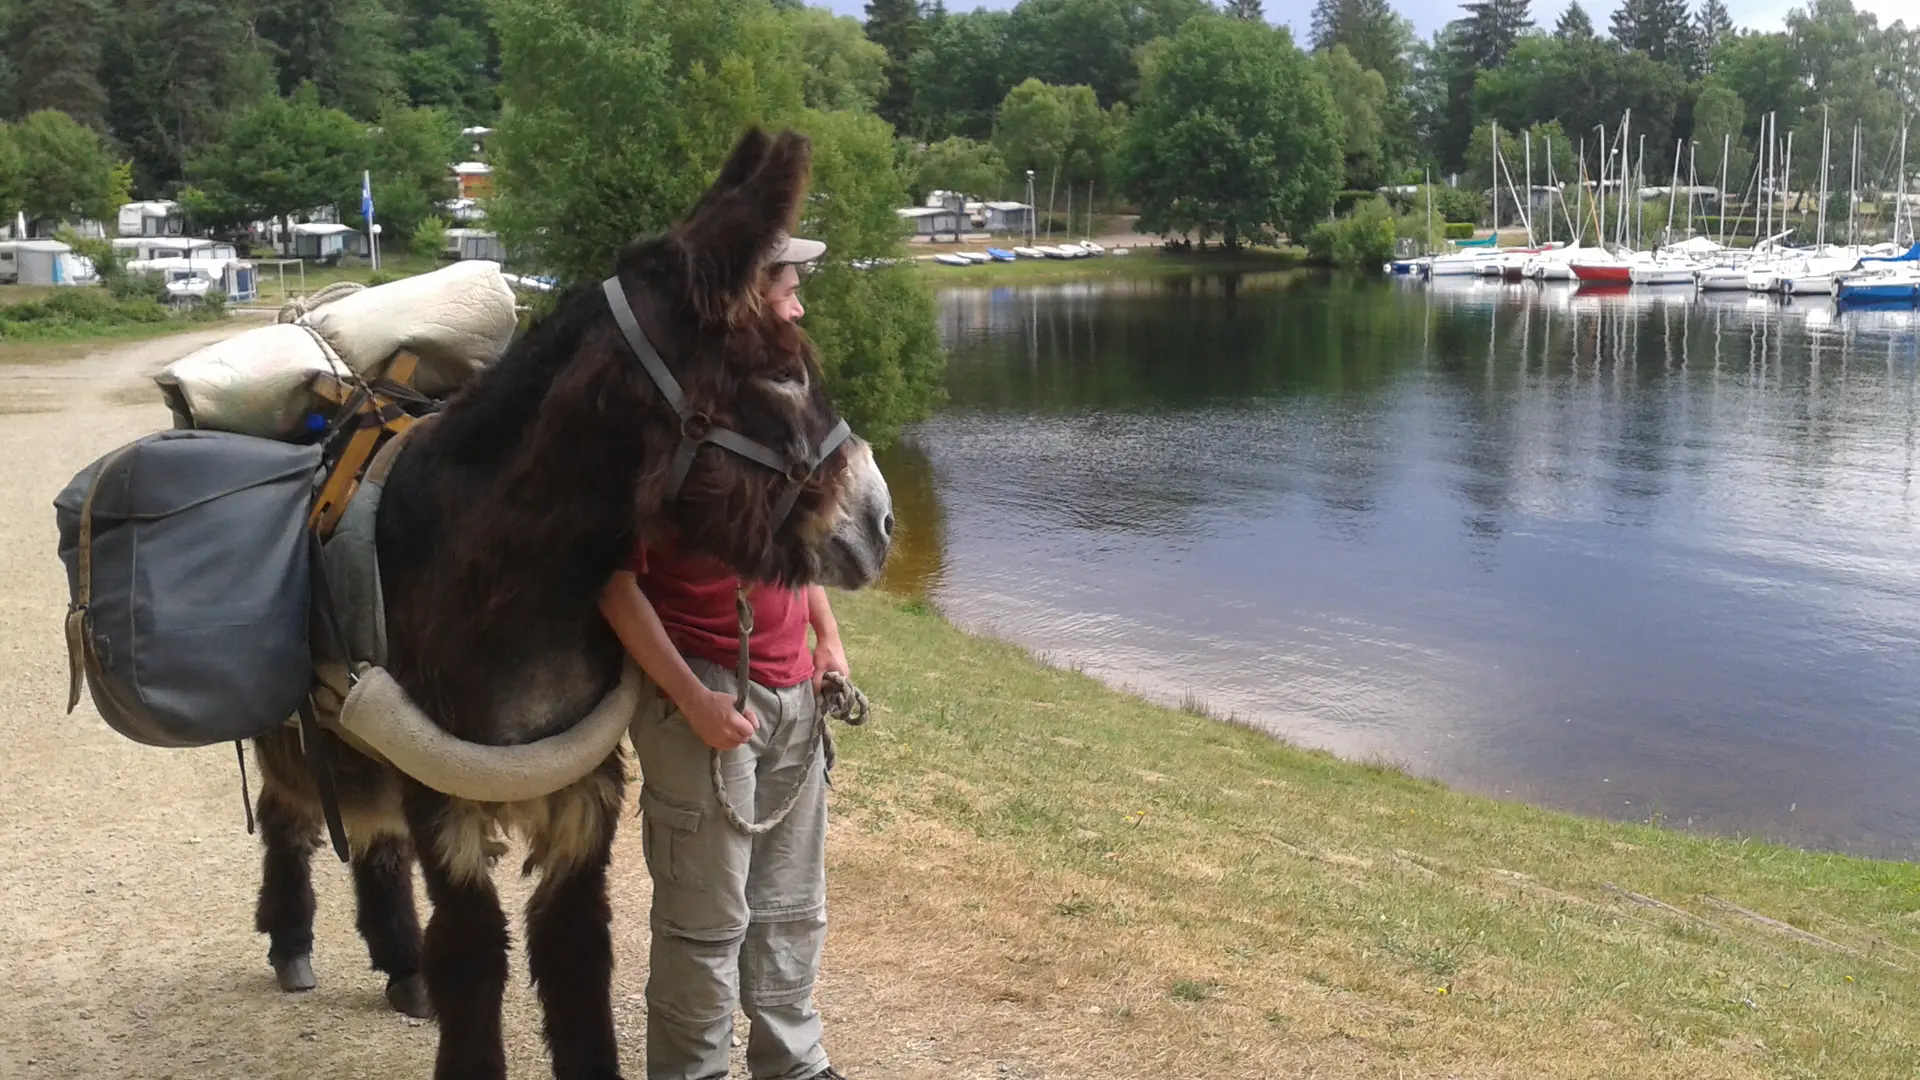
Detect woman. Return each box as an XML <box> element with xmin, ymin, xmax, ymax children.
<box><xmin>600</xmin><ymin>234</ymin><xmax>853</xmax><ymax>1080</ymax></box>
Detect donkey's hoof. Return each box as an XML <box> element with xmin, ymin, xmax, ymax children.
<box><xmin>274</xmin><ymin>955</ymin><xmax>316</xmax><ymax>992</ymax></box>
<box><xmin>385</xmin><ymin>973</ymin><xmax>434</xmax><ymax>1019</ymax></box>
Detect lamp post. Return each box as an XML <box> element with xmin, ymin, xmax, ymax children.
<box><xmin>1025</xmin><ymin>169</ymin><xmax>1036</xmax><ymax>246</ymax></box>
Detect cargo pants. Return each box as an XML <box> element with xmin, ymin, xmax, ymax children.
<box><xmin>631</xmin><ymin>656</ymin><xmax>831</xmax><ymax>1080</ymax></box>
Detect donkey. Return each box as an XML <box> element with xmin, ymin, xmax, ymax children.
<box><xmin>246</xmin><ymin>127</ymin><xmax>893</xmax><ymax>1079</ymax></box>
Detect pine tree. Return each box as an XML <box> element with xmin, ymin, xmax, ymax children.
<box><xmin>1611</xmin><ymin>0</ymin><xmax>1694</xmax><ymax>68</ymax></box>
<box><xmin>1225</xmin><ymin>0</ymin><xmax>1265</xmax><ymax>19</ymax></box>
<box><xmin>1694</xmin><ymin>0</ymin><xmax>1733</xmax><ymax>70</ymax></box>
<box><xmin>1307</xmin><ymin>0</ymin><xmax>1413</xmax><ymax>88</ymax></box>
<box><xmin>6</xmin><ymin>0</ymin><xmax>108</xmax><ymax>129</ymax></box>
<box><xmin>1459</xmin><ymin>0</ymin><xmax>1532</xmax><ymax>68</ymax></box>
<box><xmin>254</xmin><ymin>0</ymin><xmax>400</xmax><ymax>120</ymax></box>
<box><xmin>1555</xmin><ymin>1</ymin><xmax>1595</xmax><ymax>41</ymax></box>
<box><xmin>864</xmin><ymin>0</ymin><xmax>925</xmax><ymax>130</ymax></box>
<box><xmin>103</xmin><ymin>0</ymin><xmax>273</xmax><ymax>192</ymax></box>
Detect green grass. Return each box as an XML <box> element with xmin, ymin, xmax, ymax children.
<box><xmin>0</xmin><ymin>287</ymin><xmax>225</xmax><ymax>347</ymax></box>
<box><xmin>241</xmin><ymin>251</ymin><xmax>444</xmax><ymax>309</ymax></box>
<box><xmin>912</xmin><ymin>246</ymin><xmax>1307</xmax><ymax>282</ymax></box>
<box><xmin>826</xmin><ymin>588</ymin><xmax>1920</xmax><ymax>1078</ymax></box>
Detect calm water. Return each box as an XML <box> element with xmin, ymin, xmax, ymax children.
<box><xmin>878</xmin><ymin>272</ymin><xmax>1920</xmax><ymax>859</ymax></box>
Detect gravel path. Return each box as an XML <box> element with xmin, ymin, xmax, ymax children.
<box><xmin>0</xmin><ymin>327</ymin><xmax>971</xmax><ymax>1080</ymax></box>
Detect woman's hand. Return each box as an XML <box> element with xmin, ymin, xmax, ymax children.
<box><xmin>812</xmin><ymin>634</ymin><xmax>850</xmax><ymax>697</ymax></box>
<box><xmin>681</xmin><ymin>688</ymin><xmax>757</xmax><ymax>751</ymax></box>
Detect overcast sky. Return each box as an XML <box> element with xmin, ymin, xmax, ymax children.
<box><xmin>810</xmin><ymin>1</ymin><xmax>1914</xmax><ymax>41</ymax></box>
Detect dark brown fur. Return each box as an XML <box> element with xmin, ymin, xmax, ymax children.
<box><xmin>248</xmin><ymin>128</ymin><xmax>860</xmax><ymax>1080</ymax></box>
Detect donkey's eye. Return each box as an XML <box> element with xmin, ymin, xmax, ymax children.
<box><xmin>757</xmin><ymin>371</ymin><xmax>809</xmax><ymax>396</ymax></box>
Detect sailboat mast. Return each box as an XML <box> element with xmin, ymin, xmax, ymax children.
<box><xmin>1849</xmin><ymin>120</ymin><xmax>1860</xmax><ymax>248</ymax></box>
<box><xmin>1491</xmin><ymin>121</ymin><xmax>1500</xmax><ymax>241</ymax></box>
<box><xmin>1525</xmin><ymin>130</ymin><xmax>1535</xmax><ymax>246</ymax></box>
<box><xmin>1687</xmin><ymin>140</ymin><xmax>1697</xmax><ymax>237</ymax></box>
<box><xmin>1781</xmin><ymin>130</ymin><xmax>1794</xmax><ymax>243</ymax></box>
<box><xmin>1897</xmin><ymin>117</ymin><xmax>1910</xmax><ymax>246</ymax></box>
<box><xmin>1817</xmin><ymin>106</ymin><xmax>1829</xmax><ymax>250</ymax></box>
<box><xmin>1665</xmin><ymin>139</ymin><xmax>1682</xmax><ymax>240</ymax></box>
<box><xmin>1596</xmin><ymin>126</ymin><xmax>1607</xmax><ymax>247</ymax></box>
<box><xmin>1425</xmin><ymin>166</ymin><xmax>1434</xmax><ymax>254</ymax></box>
<box><xmin>1635</xmin><ymin>134</ymin><xmax>1645</xmax><ymax>249</ymax></box>
<box><xmin>1618</xmin><ymin>111</ymin><xmax>1632</xmax><ymax>248</ymax></box>
<box><xmin>1728</xmin><ymin>133</ymin><xmax>1743</xmax><ymax>245</ymax></box>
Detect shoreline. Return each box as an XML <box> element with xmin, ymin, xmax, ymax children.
<box><xmin>909</xmin><ymin>245</ymin><xmax>1308</xmax><ymax>282</ymax></box>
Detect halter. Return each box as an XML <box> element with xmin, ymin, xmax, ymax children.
<box><xmin>602</xmin><ymin>276</ymin><xmax>852</xmax><ymax>527</ymax></box>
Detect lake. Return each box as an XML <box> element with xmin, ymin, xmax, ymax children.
<box><xmin>879</xmin><ymin>271</ymin><xmax>1920</xmax><ymax>859</ymax></box>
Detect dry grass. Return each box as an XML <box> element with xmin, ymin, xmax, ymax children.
<box><xmin>821</xmin><ymin>589</ymin><xmax>1920</xmax><ymax>1079</ymax></box>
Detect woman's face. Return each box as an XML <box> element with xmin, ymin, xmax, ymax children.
<box><xmin>765</xmin><ymin>263</ymin><xmax>804</xmax><ymax>323</ymax></box>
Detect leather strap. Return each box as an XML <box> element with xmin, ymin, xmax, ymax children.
<box><xmin>603</xmin><ymin>277</ymin><xmax>693</xmax><ymax>416</ymax></box>
<box><xmin>601</xmin><ymin>276</ymin><xmax>856</xmax><ymax>527</ymax></box>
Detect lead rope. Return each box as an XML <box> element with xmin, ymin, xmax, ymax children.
<box><xmin>710</xmin><ymin>586</ymin><xmax>871</xmax><ymax>836</ymax></box>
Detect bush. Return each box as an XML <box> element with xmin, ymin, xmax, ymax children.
<box><xmin>412</xmin><ymin>215</ymin><xmax>449</xmax><ymax>258</ymax></box>
<box><xmin>0</xmin><ymin>289</ymin><xmax>171</xmax><ymax>340</ymax></box>
<box><xmin>1444</xmin><ymin>222</ymin><xmax>1478</xmax><ymax>240</ymax></box>
<box><xmin>1307</xmin><ymin>197</ymin><xmax>1396</xmax><ymax>268</ymax></box>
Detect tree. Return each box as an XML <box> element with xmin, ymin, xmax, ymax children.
<box><xmin>1610</xmin><ymin>0</ymin><xmax>1697</xmax><ymax>73</ymax></box>
<box><xmin>11</xmin><ymin>110</ymin><xmax>127</xmax><ymax>230</ymax></box>
<box><xmin>1459</xmin><ymin>0</ymin><xmax>1532</xmax><ymax>68</ymax></box>
<box><xmin>1125</xmin><ymin>16</ymin><xmax>1343</xmax><ymax>248</ymax></box>
<box><xmin>1690</xmin><ymin>82</ymin><xmax>1751</xmax><ymax>193</ymax></box>
<box><xmin>914</xmin><ymin>136</ymin><xmax>1006</xmax><ymax>202</ymax></box>
<box><xmin>183</xmin><ymin>88</ymin><xmax>367</xmax><ymax>236</ymax></box>
<box><xmin>489</xmin><ymin>0</ymin><xmax>806</xmax><ymax>282</ymax></box>
<box><xmin>254</xmin><ymin>0</ymin><xmax>401</xmax><ymax>120</ymax></box>
<box><xmin>489</xmin><ymin>0</ymin><xmax>943</xmax><ymax>445</ymax></box>
<box><xmin>1694</xmin><ymin>0</ymin><xmax>1733</xmax><ymax>70</ymax></box>
<box><xmin>353</xmin><ymin>104</ymin><xmax>461</xmax><ymax>245</ymax></box>
<box><xmin>791</xmin><ymin>107</ymin><xmax>944</xmax><ymax>447</ymax></box>
<box><xmin>1225</xmin><ymin>0</ymin><xmax>1263</xmax><ymax>19</ymax></box>
<box><xmin>907</xmin><ymin>10</ymin><xmax>1014</xmax><ymax>140</ymax></box>
<box><xmin>1308</xmin><ymin>0</ymin><xmax>1414</xmax><ymax>89</ymax></box>
<box><xmin>864</xmin><ymin>0</ymin><xmax>926</xmax><ymax>130</ymax></box>
<box><xmin>1003</xmin><ymin>0</ymin><xmax>1211</xmax><ymax>108</ymax></box>
<box><xmin>1555</xmin><ymin>2</ymin><xmax>1594</xmax><ymax>42</ymax></box>
<box><xmin>1314</xmin><ymin>45</ymin><xmax>1389</xmax><ymax>189</ymax></box>
<box><xmin>994</xmin><ymin>79</ymin><xmax>1113</xmax><ymax>196</ymax></box>
<box><xmin>101</xmin><ymin>0</ymin><xmax>276</xmax><ymax>193</ymax></box>
<box><xmin>1709</xmin><ymin>32</ymin><xmax>1807</xmax><ymax>131</ymax></box>
<box><xmin>789</xmin><ymin>6</ymin><xmax>888</xmax><ymax>113</ymax></box>
<box><xmin>393</xmin><ymin>0</ymin><xmax>500</xmax><ymax>120</ymax></box>
<box><xmin>0</xmin><ymin>123</ymin><xmax>27</xmax><ymax>224</ymax></box>
<box><xmin>6</xmin><ymin>0</ymin><xmax>108</xmax><ymax>129</ymax></box>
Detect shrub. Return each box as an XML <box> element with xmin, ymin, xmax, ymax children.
<box><xmin>1444</xmin><ymin>222</ymin><xmax>1478</xmax><ymax>240</ymax></box>
<box><xmin>412</xmin><ymin>215</ymin><xmax>449</xmax><ymax>258</ymax></box>
<box><xmin>1307</xmin><ymin>197</ymin><xmax>1396</xmax><ymax>268</ymax></box>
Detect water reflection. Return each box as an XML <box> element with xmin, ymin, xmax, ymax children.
<box><xmin>885</xmin><ymin>273</ymin><xmax>1920</xmax><ymax>857</ymax></box>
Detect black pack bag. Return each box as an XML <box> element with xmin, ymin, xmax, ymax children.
<box><xmin>54</xmin><ymin>429</ymin><xmax>323</xmax><ymax>748</ymax></box>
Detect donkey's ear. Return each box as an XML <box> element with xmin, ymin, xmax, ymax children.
<box><xmin>683</xmin><ymin>127</ymin><xmax>774</xmax><ymax>221</ymax></box>
<box><xmin>673</xmin><ymin>128</ymin><xmax>812</xmax><ymax>325</ymax></box>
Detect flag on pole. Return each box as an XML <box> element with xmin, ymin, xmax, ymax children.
<box><xmin>361</xmin><ymin>170</ymin><xmax>379</xmax><ymax>270</ymax></box>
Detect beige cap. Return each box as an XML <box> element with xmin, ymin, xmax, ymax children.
<box><xmin>770</xmin><ymin>233</ymin><xmax>826</xmax><ymax>265</ymax></box>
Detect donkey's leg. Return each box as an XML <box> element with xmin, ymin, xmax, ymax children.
<box><xmin>522</xmin><ymin>758</ymin><xmax>625</xmax><ymax>1080</ymax></box>
<box><xmin>254</xmin><ymin>781</ymin><xmax>323</xmax><ymax>993</ymax></box>
<box><xmin>404</xmin><ymin>780</ymin><xmax>511</xmax><ymax>1080</ymax></box>
<box><xmin>350</xmin><ymin>830</ymin><xmax>432</xmax><ymax>1019</ymax></box>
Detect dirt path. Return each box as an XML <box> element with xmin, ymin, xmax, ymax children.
<box><xmin>0</xmin><ymin>326</ymin><xmax>1037</xmax><ymax>1080</ymax></box>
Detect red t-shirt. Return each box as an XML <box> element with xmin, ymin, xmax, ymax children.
<box><xmin>627</xmin><ymin>540</ymin><xmax>814</xmax><ymax>689</ymax></box>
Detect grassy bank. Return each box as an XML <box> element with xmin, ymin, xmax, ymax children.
<box><xmin>913</xmin><ymin>246</ymin><xmax>1307</xmax><ymax>283</ymax></box>
<box><xmin>826</xmin><ymin>588</ymin><xmax>1920</xmax><ymax>1078</ymax></box>
<box><xmin>242</xmin><ymin>251</ymin><xmax>443</xmax><ymax>309</ymax></box>
<box><xmin>0</xmin><ymin>287</ymin><xmax>226</xmax><ymax>347</ymax></box>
